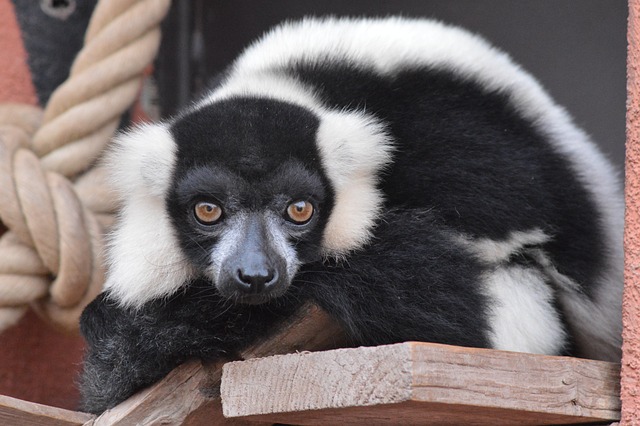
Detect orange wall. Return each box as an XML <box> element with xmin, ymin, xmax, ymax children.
<box><xmin>623</xmin><ymin>0</ymin><xmax>640</xmax><ymax>423</ymax></box>
<box><xmin>0</xmin><ymin>0</ymin><xmax>36</xmax><ymax>104</ymax></box>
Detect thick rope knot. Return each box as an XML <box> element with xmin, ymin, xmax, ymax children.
<box><xmin>0</xmin><ymin>0</ymin><xmax>171</xmax><ymax>333</ymax></box>
<box><xmin>0</xmin><ymin>123</ymin><xmax>104</xmax><ymax>331</ymax></box>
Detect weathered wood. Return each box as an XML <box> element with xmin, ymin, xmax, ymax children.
<box><xmin>93</xmin><ymin>303</ymin><xmax>345</xmax><ymax>425</ymax></box>
<box><xmin>0</xmin><ymin>394</ymin><xmax>94</xmax><ymax>426</ymax></box>
<box><xmin>91</xmin><ymin>361</ymin><xmax>209</xmax><ymax>426</ymax></box>
<box><xmin>221</xmin><ymin>341</ymin><xmax>621</xmax><ymax>425</ymax></box>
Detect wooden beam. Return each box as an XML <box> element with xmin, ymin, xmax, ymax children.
<box><xmin>92</xmin><ymin>303</ymin><xmax>345</xmax><ymax>425</ymax></box>
<box><xmin>0</xmin><ymin>395</ymin><xmax>94</xmax><ymax>426</ymax></box>
<box><xmin>221</xmin><ymin>341</ymin><xmax>621</xmax><ymax>425</ymax></box>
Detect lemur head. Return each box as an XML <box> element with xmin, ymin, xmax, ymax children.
<box><xmin>103</xmin><ymin>96</ymin><xmax>393</xmax><ymax>308</ymax></box>
<box><xmin>167</xmin><ymin>98</ymin><xmax>329</xmax><ymax>304</ymax></box>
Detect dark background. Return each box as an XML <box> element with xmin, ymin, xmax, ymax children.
<box><xmin>157</xmin><ymin>1</ymin><xmax>627</xmax><ymax>168</ymax></box>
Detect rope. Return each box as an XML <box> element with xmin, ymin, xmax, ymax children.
<box><xmin>0</xmin><ymin>0</ymin><xmax>171</xmax><ymax>333</ymax></box>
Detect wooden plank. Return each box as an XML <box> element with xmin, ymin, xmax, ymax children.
<box><xmin>91</xmin><ymin>361</ymin><xmax>211</xmax><ymax>426</ymax></box>
<box><xmin>92</xmin><ymin>303</ymin><xmax>345</xmax><ymax>425</ymax></box>
<box><xmin>221</xmin><ymin>341</ymin><xmax>621</xmax><ymax>425</ymax></box>
<box><xmin>0</xmin><ymin>394</ymin><xmax>94</xmax><ymax>426</ymax></box>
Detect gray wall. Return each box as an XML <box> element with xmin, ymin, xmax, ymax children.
<box><xmin>160</xmin><ymin>1</ymin><xmax>627</xmax><ymax>168</ymax></box>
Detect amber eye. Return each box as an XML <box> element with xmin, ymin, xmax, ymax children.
<box><xmin>286</xmin><ymin>200</ymin><xmax>314</xmax><ymax>224</ymax></box>
<box><xmin>194</xmin><ymin>201</ymin><xmax>223</xmax><ymax>225</ymax></box>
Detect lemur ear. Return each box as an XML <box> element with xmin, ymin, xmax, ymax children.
<box><xmin>315</xmin><ymin>110</ymin><xmax>394</xmax><ymax>257</ymax></box>
<box><xmin>102</xmin><ymin>124</ymin><xmax>196</xmax><ymax>308</ymax></box>
<box><xmin>105</xmin><ymin>124</ymin><xmax>177</xmax><ymax>199</ymax></box>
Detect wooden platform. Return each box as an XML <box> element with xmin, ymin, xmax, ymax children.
<box><xmin>0</xmin><ymin>341</ymin><xmax>620</xmax><ymax>425</ymax></box>
<box><xmin>0</xmin><ymin>305</ymin><xmax>623</xmax><ymax>425</ymax></box>
<box><xmin>221</xmin><ymin>342</ymin><xmax>621</xmax><ymax>425</ymax></box>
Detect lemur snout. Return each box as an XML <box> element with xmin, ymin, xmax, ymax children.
<box><xmin>235</xmin><ymin>263</ymin><xmax>278</xmax><ymax>294</ymax></box>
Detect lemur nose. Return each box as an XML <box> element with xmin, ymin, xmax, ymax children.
<box><xmin>236</xmin><ymin>267</ymin><xmax>277</xmax><ymax>294</ymax></box>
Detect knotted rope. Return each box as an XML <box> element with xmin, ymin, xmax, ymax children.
<box><xmin>0</xmin><ymin>0</ymin><xmax>171</xmax><ymax>333</ymax></box>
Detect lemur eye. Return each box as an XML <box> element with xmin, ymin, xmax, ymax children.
<box><xmin>286</xmin><ymin>200</ymin><xmax>314</xmax><ymax>224</ymax></box>
<box><xmin>194</xmin><ymin>201</ymin><xmax>223</xmax><ymax>225</ymax></box>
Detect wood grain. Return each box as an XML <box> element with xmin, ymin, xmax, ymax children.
<box><xmin>221</xmin><ymin>341</ymin><xmax>621</xmax><ymax>425</ymax></box>
<box><xmin>0</xmin><ymin>394</ymin><xmax>93</xmax><ymax>426</ymax></box>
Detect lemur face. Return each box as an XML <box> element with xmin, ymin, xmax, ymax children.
<box><xmin>104</xmin><ymin>91</ymin><xmax>391</xmax><ymax>308</ymax></box>
<box><xmin>166</xmin><ymin>98</ymin><xmax>332</xmax><ymax>304</ymax></box>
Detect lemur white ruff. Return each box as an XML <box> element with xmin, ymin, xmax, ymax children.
<box><xmin>79</xmin><ymin>17</ymin><xmax>623</xmax><ymax>413</ymax></box>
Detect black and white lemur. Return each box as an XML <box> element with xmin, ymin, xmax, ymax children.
<box><xmin>78</xmin><ymin>17</ymin><xmax>623</xmax><ymax>413</ymax></box>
